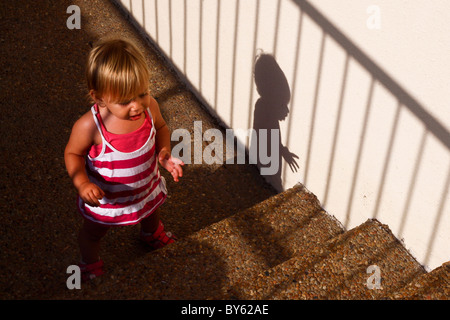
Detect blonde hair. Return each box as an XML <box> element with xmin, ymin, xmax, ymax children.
<box><xmin>86</xmin><ymin>37</ymin><xmax>150</xmax><ymax>103</ymax></box>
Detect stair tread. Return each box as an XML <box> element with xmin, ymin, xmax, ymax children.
<box><xmin>390</xmin><ymin>261</ymin><xmax>450</xmax><ymax>300</ymax></box>
<box><xmin>58</xmin><ymin>184</ymin><xmax>344</xmax><ymax>299</ymax></box>
<box><xmin>233</xmin><ymin>219</ymin><xmax>426</xmax><ymax>300</ymax></box>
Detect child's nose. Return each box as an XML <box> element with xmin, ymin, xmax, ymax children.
<box><xmin>130</xmin><ymin>100</ymin><xmax>142</xmax><ymax>111</ymax></box>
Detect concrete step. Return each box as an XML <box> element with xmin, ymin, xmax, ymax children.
<box><xmin>233</xmin><ymin>219</ymin><xmax>426</xmax><ymax>299</ymax></box>
<box><xmin>57</xmin><ymin>183</ymin><xmax>344</xmax><ymax>299</ymax></box>
<box><xmin>389</xmin><ymin>261</ymin><xmax>449</xmax><ymax>300</ymax></box>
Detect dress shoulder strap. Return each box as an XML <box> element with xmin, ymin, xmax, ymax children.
<box><xmin>90</xmin><ymin>105</ymin><xmax>107</xmax><ymax>142</ymax></box>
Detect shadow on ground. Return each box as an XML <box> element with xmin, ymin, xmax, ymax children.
<box><xmin>0</xmin><ymin>0</ymin><xmax>275</xmax><ymax>299</ymax></box>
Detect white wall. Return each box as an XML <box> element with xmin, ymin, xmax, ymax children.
<box><xmin>115</xmin><ymin>0</ymin><xmax>449</xmax><ymax>271</ymax></box>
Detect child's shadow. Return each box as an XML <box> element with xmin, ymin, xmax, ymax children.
<box><xmin>251</xmin><ymin>54</ymin><xmax>299</xmax><ymax>192</ymax></box>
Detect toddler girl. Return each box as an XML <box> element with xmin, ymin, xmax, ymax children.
<box><xmin>64</xmin><ymin>37</ymin><xmax>184</xmax><ymax>282</ymax></box>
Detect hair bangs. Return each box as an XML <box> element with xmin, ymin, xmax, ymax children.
<box><xmin>86</xmin><ymin>38</ymin><xmax>150</xmax><ymax>103</ymax></box>
<box><xmin>101</xmin><ymin>57</ymin><xmax>149</xmax><ymax>103</ymax></box>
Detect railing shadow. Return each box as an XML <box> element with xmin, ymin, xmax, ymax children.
<box><xmin>117</xmin><ymin>0</ymin><xmax>449</xmax><ymax>269</ymax></box>
<box><xmin>292</xmin><ymin>0</ymin><xmax>450</xmax><ymax>268</ymax></box>
<box><xmin>292</xmin><ymin>0</ymin><xmax>449</xmax><ymax>150</ymax></box>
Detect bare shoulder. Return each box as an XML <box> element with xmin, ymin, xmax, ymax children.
<box><xmin>148</xmin><ymin>96</ymin><xmax>166</xmax><ymax>129</ymax></box>
<box><xmin>148</xmin><ymin>96</ymin><xmax>160</xmax><ymax>115</ymax></box>
<box><xmin>72</xmin><ymin>110</ymin><xmax>97</xmax><ymax>136</ymax></box>
<box><xmin>67</xmin><ymin>109</ymin><xmax>100</xmax><ymax>151</ymax></box>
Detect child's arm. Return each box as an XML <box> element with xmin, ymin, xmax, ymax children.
<box><xmin>150</xmin><ymin>97</ymin><xmax>184</xmax><ymax>182</ymax></box>
<box><xmin>64</xmin><ymin>112</ymin><xmax>105</xmax><ymax>206</ymax></box>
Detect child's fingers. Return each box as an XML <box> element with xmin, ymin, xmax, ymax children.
<box><xmin>171</xmin><ymin>165</ymin><xmax>183</xmax><ymax>182</ymax></box>
<box><xmin>79</xmin><ymin>183</ymin><xmax>103</xmax><ymax>206</ymax></box>
<box><xmin>171</xmin><ymin>157</ymin><xmax>184</xmax><ymax>166</ymax></box>
<box><xmin>174</xmin><ymin>164</ymin><xmax>183</xmax><ymax>178</ymax></box>
<box><xmin>83</xmin><ymin>194</ymin><xmax>98</xmax><ymax>207</ymax></box>
<box><xmin>89</xmin><ymin>191</ymin><xmax>101</xmax><ymax>206</ymax></box>
<box><xmin>94</xmin><ymin>187</ymin><xmax>105</xmax><ymax>198</ymax></box>
<box><xmin>172</xmin><ymin>170</ymin><xmax>180</xmax><ymax>182</ymax></box>
<box><xmin>84</xmin><ymin>188</ymin><xmax>103</xmax><ymax>206</ymax></box>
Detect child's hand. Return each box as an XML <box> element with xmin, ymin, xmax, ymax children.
<box><xmin>158</xmin><ymin>149</ymin><xmax>184</xmax><ymax>182</ymax></box>
<box><xmin>78</xmin><ymin>182</ymin><xmax>105</xmax><ymax>207</ymax></box>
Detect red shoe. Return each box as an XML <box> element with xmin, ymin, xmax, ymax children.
<box><xmin>78</xmin><ymin>259</ymin><xmax>104</xmax><ymax>282</ymax></box>
<box><xmin>140</xmin><ymin>221</ymin><xmax>177</xmax><ymax>250</ymax></box>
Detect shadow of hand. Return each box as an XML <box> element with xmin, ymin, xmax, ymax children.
<box><xmin>281</xmin><ymin>146</ymin><xmax>300</xmax><ymax>173</ymax></box>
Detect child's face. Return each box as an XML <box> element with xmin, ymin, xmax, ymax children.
<box><xmin>97</xmin><ymin>87</ymin><xmax>150</xmax><ymax>121</ymax></box>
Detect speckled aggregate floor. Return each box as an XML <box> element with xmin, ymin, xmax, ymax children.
<box><xmin>1</xmin><ymin>0</ymin><xmax>448</xmax><ymax>301</ymax></box>
<box><xmin>0</xmin><ymin>0</ymin><xmax>275</xmax><ymax>299</ymax></box>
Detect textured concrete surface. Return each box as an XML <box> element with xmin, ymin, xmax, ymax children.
<box><xmin>234</xmin><ymin>219</ymin><xmax>427</xmax><ymax>300</ymax></box>
<box><xmin>390</xmin><ymin>261</ymin><xmax>450</xmax><ymax>300</ymax></box>
<box><xmin>1</xmin><ymin>0</ymin><xmax>448</xmax><ymax>301</ymax></box>
<box><xmin>0</xmin><ymin>0</ymin><xmax>275</xmax><ymax>300</ymax></box>
<box><xmin>54</xmin><ymin>184</ymin><xmax>344</xmax><ymax>299</ymax></box>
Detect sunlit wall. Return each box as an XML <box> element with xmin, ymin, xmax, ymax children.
<box><xmin>114</xmin><ymin>0</ymin><xmax>449</xmax><ymax>271</ymax></box>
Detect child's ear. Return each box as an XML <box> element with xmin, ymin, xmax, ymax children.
<box><xmin>90</xmin><ymin>90</ymin><xmax>106</xmax><ymax>107</ymax></box>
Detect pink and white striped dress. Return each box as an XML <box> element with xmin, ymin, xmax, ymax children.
<box><xmin>77</xmin><ymin>104</ymin><xmax>167</xmax><ymax>226</ymax></box>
